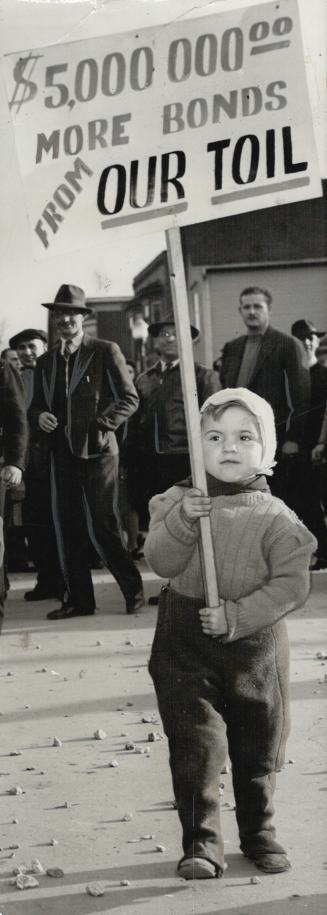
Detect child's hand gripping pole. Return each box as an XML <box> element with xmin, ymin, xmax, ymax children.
<box><xmin>181</xmin><ymin>490</ymin><xmax>227</xmax><ymax>637</ymax></box>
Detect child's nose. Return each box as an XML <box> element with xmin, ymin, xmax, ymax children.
<box><xmin>223</xmin><ymin>439</ymin><xmax>238</xmax><ymax>451</ymax></box>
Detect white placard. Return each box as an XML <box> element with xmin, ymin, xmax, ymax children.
<box><xmin>3</xmin><ymin>0</ymin><xmax>322</xmax><ymax>259</ymax></box>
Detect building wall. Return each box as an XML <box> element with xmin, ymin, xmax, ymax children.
<box><xmin>133</xmin><ymin>252</ymin><xmax>172</xmax><ymax>324</ymax></box>
<box><xmin>83</xmin><ymin>298</ymin><xmax>133</xmax><ymax>359</ymax></box>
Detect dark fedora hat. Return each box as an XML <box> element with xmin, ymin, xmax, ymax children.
<box><xmin>9</xmin><ymin>328</ymin><xmax>48</xmax><ymax>349</ymax></box>
<box><xmin>148</xmin><ymin>312</ymin><xmax>200</xmax><ymax>341</ymax></box>
<box><xmin>291</xmin><ymin>319</ymin><xmax>325</xmax><ymax>340</ymax></box>
<box><xmin>41</xmin><ymin>284</ymin><xmax>93</xmax><ymax>314</ymax></box>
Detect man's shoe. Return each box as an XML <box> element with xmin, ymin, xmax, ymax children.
<box><xmin>177</xmin><ymin>856</ymin><xmax>223</xmax><ymax>880</ymax></box>
<box><xmin>126</xmin><ymin>591</ymin><xmax>145</xmax><ymax>615</ymax></box>
<box><xmin>246</xmin><ymin>852</ymin><xmax>291</xmax><ymax>873</ymax></box>
<box><xmin>24</xmin><ymin>584</ymin><xmax>61</xmax><ymax>602</ymax></box>
<box><xmin>47</xmin><ymin>606</ymin><xmax>95</xmax><ymax>620</ymax></box>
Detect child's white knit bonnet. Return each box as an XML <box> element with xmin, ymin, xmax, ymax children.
<box><xmin>200</xmin><ymin>387</ymin><xmax>277</xmax><ymax>477</ymax></box>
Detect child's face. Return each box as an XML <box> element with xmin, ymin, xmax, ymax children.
<box><xmin>202</xmin><ymin>405</ymin><xmax>263</xmax><ymax>482</ymax></box>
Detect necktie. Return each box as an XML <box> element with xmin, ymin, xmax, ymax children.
<box><xmin>63</xmin><ymin>342</ymin><xmax>72</xmax><ymax>361</ymax></box>
<box><xmin>63</xmin><ymin>342</ymin><xmax>72</xmax><ymax>395</ymax></box>
<box><xmin>163</xmin><ymin>361</ymin><xmax>173</xmax><ymax>373</ymax></box>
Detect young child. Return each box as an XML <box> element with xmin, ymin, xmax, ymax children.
<box><xmin>144</xmin><ymin>388</ymin><xmax>316</xmax><ymax>881</ymax></box>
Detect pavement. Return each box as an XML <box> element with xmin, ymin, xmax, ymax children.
<box><xmin>0</xmin><ymin>562</ymin><xmax>326</xmax><ymax>915</ymax></box>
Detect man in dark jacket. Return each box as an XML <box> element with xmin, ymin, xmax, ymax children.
<box><xmin>126</xmin><ymin>314</ymin><xmax>220</xmax><ymax>524</ymax></box>
<box><xmin>219</xmin><ymin>286</ymin><xmax>310</xmax><ymax>500</ymax></box>
<box><xmin>0</xmin><ymin>363</ymin><xmax>28</xmax><ymax>628</ymax></box>
<box><xmin>29</xmin><ymin>283</ymin><xmax>144</xmax><ymax>620</ymax></box>
<box><xmin>9</xmin><ymin>327</ymin><xmax>64</xmax><ymax>601</ymax></box>
<box><xmin>291</xmin><ymin>318</ymin><xmax>327</xmax><ymax>568</ymax></box>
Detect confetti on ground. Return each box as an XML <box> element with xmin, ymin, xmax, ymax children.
<box><xmin>125</xmin><ymin>742</ymin><xmax>135</xmax><ymax>751</ymax></box>
<box><xmin>108</xmin><ymin>760</ymin><xmax>119</xmax><ymax>767</ymax></box>
<box><xmin>6</xmin><ymin>786</ymin><xmax>24</xmax><ymax>796</ymax></box>
<box><xmin>122</xmin><ymin>813</ymin><xmax>133</xmax><ymax>821</ymax></box>
<box><xmin>94</xmin><ymin>728</ymin><xmax>107</xmax><ymax>740</ymax></box>
<box><xmin>47</xmin><ymin>867</ymin><xmax>65</xmax><ymax>878</ymax></box>
<box><xmin>52</xmin><ymin>737</ymin><xmax>62</xmax><ymax>747</ymax></box>
<box><xmin>14</xmin><ymin>874</ymin><xmax>40</xmax><ymax>890</ymax></box>
<box><xmin>250</xmin><ymin>876</ymin><xmax>261</xmax><ymax>884</ymax></box>
<box><xmin>50</xmin><ymin>838</ymin><xmax>59</xmax><ymax>846</ymax></box>
<box><xmin>29</xmin><ymin>859</ymin><xmax>44</xmax><ymax>874</ymax></box>
<box><xmin>147</xmin><ymin>732</ymin><xmax>163</xmax><ymax>742</ymax></box>
<box><xmin>221</xmin><ymin>764</ymin><xmax>230</xmax><ymax>774</ymax></box>
<box><xmin>155</xmin><ymin>844</ymin><xmax>166</xmax><ymax>852</ymax></box>
<box><xmin>9</xmin><ymin>750</ymin><xmax>22</xmax><ymax>756</ymax></box>
<box><xmin>120</xmin><ymin>879</ymin><xmax>130</xmax><ymax>886</ymax></box>
<box><xmin>86</xmin><ymin>882</ymin><xmax>105</xmax><ymax>896</ymax></box>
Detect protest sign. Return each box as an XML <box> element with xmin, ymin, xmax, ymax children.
<box><xmin>3</xmin><ymin>0</ymin><xmax>321</xmax><ymax>260</ymax></box>
<box><xmin>3</xmin><ymin>0</ymin><xmax>322</xmax><ymax>606</ymax></box>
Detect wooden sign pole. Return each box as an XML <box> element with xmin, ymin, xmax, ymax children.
<box><xmin>165</xmin><ymin>226</ymin><xmax>219</xmax><ymax>608</ymax></box>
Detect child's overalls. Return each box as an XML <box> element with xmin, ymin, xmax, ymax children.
<box><xmin>149</xmin><ymin>585</ymin><xmax>290</xmax><ymax>871</ymax></box>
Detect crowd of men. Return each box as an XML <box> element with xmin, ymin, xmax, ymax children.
<box><xmin>1</xmin><ymin>281</ymin><xmax>326</xmax><ymax>626</ymax></box>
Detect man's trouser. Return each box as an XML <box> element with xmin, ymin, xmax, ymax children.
<box><xmin>23</xmin><ymin>474</ymin><xmax>64</xmax><ymax>595</ymax></box>
<box><xmin>51</xmin><ymin>438</ymin><xmax>143</xmax><ymax>612</ymax></box>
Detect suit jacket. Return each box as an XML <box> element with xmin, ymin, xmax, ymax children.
<box><xmin>220</xmin><ymin>326</ymin><xmax>310</xmax><ymax>445</ymax></box>
<box><xmin>29</xmin><ymin>335</ymin><xmax>139</xmax><ymax>460</ymax></box>
<box><xmin>0</xmin><ymin>364</ymin><xmax>28</xmax><ymax>470</ymax></box>
<box><xmin>126</xmin><ymin>360</ymin><xmax>220</xmax><ymax>456</ymax></box>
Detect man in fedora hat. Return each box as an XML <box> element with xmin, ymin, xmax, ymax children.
<box><xmin>8</xmin><ymin>326</ymin><xmax>64</xmax><ymax>601</ymax></box>
<box><xmin>29</xmin><ymin>283</ymin><xmax>144</xmax><ymax>619</ymax></box>
<box><xmin>125</xmin><ymin>314</ymin><xmax>220</xmax><ymax>603</ymax></box>
<box><xmin>291</xmin><ymin>318</ymin><xmax>327</xmax><ymax>569</ymax></box>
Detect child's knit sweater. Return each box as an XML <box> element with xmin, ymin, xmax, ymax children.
<box><xmin>144</xmin><ymin>485</ymin><xmax>317</xmax><ymax>642</ymax></box>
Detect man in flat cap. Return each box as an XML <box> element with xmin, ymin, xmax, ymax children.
<box><xmin>9</xmin><ymin>329</ymin><xmax>48</xmax><ymax>404</ymax></box>
<box><xmin>9</xmin><ymin>326</ymin><xmax>64</xmax><ymax>601</ymax></box>
<box><xmin>29</xmin><ymin>284</ymin><xmax>144</xmax><ymax>619</ymax></box>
